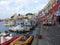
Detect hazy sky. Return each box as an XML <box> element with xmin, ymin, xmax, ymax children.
<box><xmin>0</xmin><ymin>0</ymin><xmax>49</xmax><ymax>18</ymax></box>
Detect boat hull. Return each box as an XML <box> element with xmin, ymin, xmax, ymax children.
<box><xmin>1</xmin><ymin>36</ymin><xmax>18</xmax><ymax>45</ymax></box>
<box><xmin>9</xmin><ymin>35</ymin><xmax>34</xmax><ymax>45</ymax></box>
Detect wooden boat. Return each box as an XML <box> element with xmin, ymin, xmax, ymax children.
<box><xmin>9</xmin><ymin>35</ymin><xmax>34</xmax><ymax>45</ymax></box>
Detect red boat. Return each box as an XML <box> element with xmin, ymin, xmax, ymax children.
<box><xmin>0</xmin><ymin>34</ymin><xmax>19</xmax><ymax>45</ymax></box>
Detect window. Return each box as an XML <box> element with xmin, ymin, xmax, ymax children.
<box><xmin>57</xmin><ymin>0</ymin><xmax>60</xmax><ymax>3</ymax></box>
<box><xmin>56</xmin><ymin>6</ymin><xmax>60</xmax><ymax>16</ymax></box>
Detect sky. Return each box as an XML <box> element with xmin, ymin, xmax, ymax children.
<box><xmin>0</xmin><ymin>0</ymin><xmax>49</xmax><ymax>19</ymax></box>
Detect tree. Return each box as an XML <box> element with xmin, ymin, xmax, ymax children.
<box><xmin>11</xmin><ymin>16</ymin><xmax>14</xmax><ymax>18</ymax></box>
<box><xmin>18</xmin><ymin>14</ymin><xmax>20</xmax><ymax>16</ymax></box>
<box><xmin>26</xmin><ymin>13</ymin><xmax>33</xmax><ymax>16</ymax></box>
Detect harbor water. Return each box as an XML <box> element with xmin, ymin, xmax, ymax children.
<box><xmin>0</xmin><ymin>21</ymin><xmax>9</xmax><ymax>32</ymax></box>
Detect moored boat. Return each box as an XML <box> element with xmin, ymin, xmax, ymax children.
<box><xmin>9</xmin><ymin>35</ymin><xmax>34</xmax><ymax>45</ymax></box>
<box><xmin>0</xmin><ymin>32</ymin><xmax>10</xmax><ymax>37</ymax></box>
<box><xmin>9</xmin><ymin>25</ymin><xmax>26</xmax><ymax>32</ymax></box>
<box><xmin>0</xmin><ymin>34</ymin><xmax>19</xmax><ymax>45</ymax></box>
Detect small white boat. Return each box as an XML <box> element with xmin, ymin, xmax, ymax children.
<box><xmin>9</xmin><ymin>25</ymin><xmax>31</xmax><ymax>32</ymax></box>
<box><xmin>8</xmin><ymin>19</ymin><xmax>33</xmax><ymax>32</ymax></box>
<box><xmin>1</xmin><ymin>34</ymin><xmax>12</xmax><ymax>44</ymax></box>
<box><xmin>9</xmin><ymin>25</ymin><xmax>26</xmax><ymax>32</ymax></box>
<box><xmin>4</xmin><ymin>23</ymin><xmax>15</xmax><ymax>27</ymax></box>
<box><xmin>4</xmin><ymin>21</ymin><xmax>15</xmax><ymax>27</ymax></box>
<box><xmin>14</xmin><ymin>25</ymin><xmax>26</xmax><ymax>31</ymax></box>
<box><xmin>0</xmin><ymin>33</ymin><xmax>18</xmax><ymax>45</ymax></box>
<box><xmin>0</xmin><ymin>32</ymin><xmax>10</xmax><ymax>37</ymax></box>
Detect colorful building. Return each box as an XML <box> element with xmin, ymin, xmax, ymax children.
<box><xmin>37</xmin><ymin>0</ymin><xmax>60</xmax><ymax>25</ymax></box>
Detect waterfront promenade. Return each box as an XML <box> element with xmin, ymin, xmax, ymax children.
<box><xmin>31</xmin><ymin>24</ymin><xmax>60</xmax><ymax>45</ymax></box>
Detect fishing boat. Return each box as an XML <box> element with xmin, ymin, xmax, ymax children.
<box><xmin>9</xmin><ymin>25</ymin><xmax>26</xmax><ymax>32</ymax></box>
<box><xmin>0</xmin><ymin>33</ymin><xmax>19</xmax><ymax>45</ymax></box>
<box><xmin>9</xmin><ymin>35</ymin><xmax>34</xmax><ymax>45</ymax></box>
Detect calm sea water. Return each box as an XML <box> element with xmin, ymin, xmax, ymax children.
<box><xmin>0</xmin><ymin>21</ymin><xmax>9</xmax><ymax>32</ymax></box>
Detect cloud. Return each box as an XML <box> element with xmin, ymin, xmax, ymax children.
<box><xmin>0</xmin><ymin>0</ymin><xmax>49</xmax><ymax>18</ymax></box>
